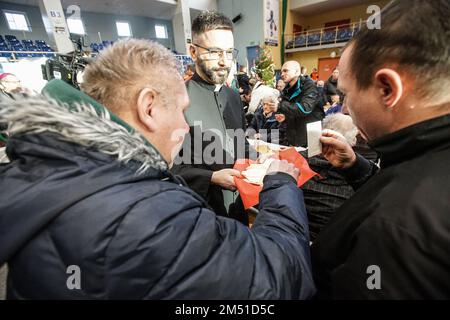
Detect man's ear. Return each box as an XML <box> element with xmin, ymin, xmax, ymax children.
<box><xmin>189</xmin><ymin>44</ymin><xmax>197</xmax><ymax>62</ymax></box>
<box><xmin>136</xmin><ymin>88</ymin><xmax>158</xmax><ymax>132</ymax></box>
<box><xmin>374</xmin><ymin>68</ymin><xmax>403</xmax><ymax>109</ymax></box>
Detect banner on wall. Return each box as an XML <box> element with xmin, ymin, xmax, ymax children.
<box><xmin>264</xmin><ymin>0</ymin><xmax>279</xmax><ymax>46</ymax></box>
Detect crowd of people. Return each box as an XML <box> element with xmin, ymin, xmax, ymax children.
<box><xmin>0</xmin><ymin>0</ymin><xmax>449</xmax><ymax>300</ymax></box>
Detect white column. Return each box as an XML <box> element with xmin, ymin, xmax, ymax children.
<box><xmin>39</xmin><ymin>0</ymin><xmax>74</xmax><ymax>54</ymax></box>
<box><xmin>172</xmin><ymin>0</ymin><xmax>192</xmax><ymax>54</ymax></box>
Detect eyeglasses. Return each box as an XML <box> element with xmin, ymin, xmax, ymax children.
<box><xmin>193</xmin><ymin>43</ymin><xmax>238</xmax><ymax>61</ymax></box>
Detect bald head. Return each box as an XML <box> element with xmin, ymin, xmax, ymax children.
<box><xmin>281</xmin><ymin>60</ymin><xmax>301</xmax><ymax>87</ymax></box>
<box><xmin>283</xmin><ymin>61</ymin><xmax>300</xmax><ymax>73</ymax></box>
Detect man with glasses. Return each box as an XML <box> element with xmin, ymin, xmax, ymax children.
<box><xmin>172</xmin><ymin>11</ymin><xmax>249</xmax><ymax>224</ymax></box>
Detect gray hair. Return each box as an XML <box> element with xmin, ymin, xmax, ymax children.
<box><xmin>261</xmin><ymin>90</ymin><xmax>280</xmax><ymax>104</ymax></box>
<box><xmin>322</xmin><ymin>113</ymin><xmax>358</xmax><ymax>146</ymax></box>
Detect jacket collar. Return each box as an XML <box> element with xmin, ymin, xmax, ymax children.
<box><xmin>191</xmin><ymin>72</ymin><xmax>222</xmax><ymax>92</ymax></box>
<box><xmin>328</xmin><ymin>76</ymin><xmax>337</xmax><ymax>84</ymax></box>
<box><xmin>369</xmin><ymin>113</ymin><xmax>450</xmax><ymax>168</ymax></box>
<box><xmin>256</xmin><ymin>107</ymin><xmax>276</xmax><ymax>122</ymax></box>
<box><xmin>284</xmin><ymin>77</ymin><xmax>303</xmax><ymax>101</ymax></box>
<box><xmin>0</xmin><ymin>95</ymin><xmax>168</xmax><ymax>175</ymax></box>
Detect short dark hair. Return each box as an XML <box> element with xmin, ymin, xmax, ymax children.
<box><xmin>191</xmin><ymin>11</ymin><xmax>233</xmax><ymax>38</ymax></box>
<box><xmin>348</xmin><ymin>0</ymin><xmax>450</xmax><ymax>99</ymax></box>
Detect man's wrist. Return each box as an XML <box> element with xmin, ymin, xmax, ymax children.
<box><xmin>340</xmin><ymin>153</ymin><xmax>372</xmax><ymax>181</ymax></box>
<box><xmin>263</xmin><ymin>172</ymin><xmax>297</xmax><ymax>185</ymax></box>
<box><xmin>341</xmin><ymin>151</ymin><xmax>357</xmax><ymax>169</ymax></box>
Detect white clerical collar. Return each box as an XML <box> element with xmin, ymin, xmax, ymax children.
<box><xmin>214</xmin><ymin>84</ymin><xmax>222</xmax><ymax>92</ymax></box>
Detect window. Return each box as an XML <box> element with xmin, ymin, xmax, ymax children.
<box><xmin>4</xmin><ymin>10</ymin><xmax>31</xmax><ymax>31</ymax></box>
<box><xmin>67</xmin><ymin>18</ymin><xmax>85</xmax><ymax>35</ymax></box>
<box><xmin>116</xmin><ymin>21</ymin><xmax>132</xmax><ymax>37</ymax></box>
<box><xmin>155</xmin><ymin>24</ymin><xmax>168</xmax><ymax>39</ymax></box>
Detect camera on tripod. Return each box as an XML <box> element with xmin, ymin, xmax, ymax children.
<box><xmin>41</xmin><ymin>34</ymin><xmax>93</xmax><ymax>89</ymax></box>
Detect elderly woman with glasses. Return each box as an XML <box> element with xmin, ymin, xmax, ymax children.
<box><xmin>0</xmin><ymin>73</ymin><xmax>23</xmax><ymax>98</ymax></box>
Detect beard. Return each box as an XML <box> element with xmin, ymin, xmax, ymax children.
<box><xmin>197</xmin><ymin>57</ymin><xmax>230</xmax><ymax>85</ymax></box>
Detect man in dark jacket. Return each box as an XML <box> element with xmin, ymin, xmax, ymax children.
<box><xmin>171</xmin><ymin>12</ymin><xmax>249</xmax><ymax>222</ymax></box>
<box><xmin>236</xmin><ymin>65</ymin><xmax>251</xmax><ymax>94</ymax></box>
<box><xmin>279</xmin><ymin>60</ymin><xmax>325</xmax><ymax>147</ymax></box>
<box><xmin>312</xmin><ymin>0</ymin><xmax>450</xmax><ymax>299</ymax></box>
<box><xmin>324</xmin><ymin>68</ymin><xmax>342</xmax><ymax>104</ymax></box>
<box><xmin>0</xmin><ymin>39</ymin><xmax>315</xmax><ymax>300</ymax></box>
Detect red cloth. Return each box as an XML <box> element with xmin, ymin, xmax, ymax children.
<box><xmin>233</xmin><ymin>148</ymin><xmax>318</xmax><ymax>209</ymax></box>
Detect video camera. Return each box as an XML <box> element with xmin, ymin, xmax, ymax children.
<box><xmin>41</xmin><ymin>34</ymin><xmax>93</xmax><ymax>89</ymax></box>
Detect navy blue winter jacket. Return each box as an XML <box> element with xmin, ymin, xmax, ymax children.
<box><xmin>0</xmin><ymin>82</ymin><xmax>315</xmax><ymax>299</ymax></box>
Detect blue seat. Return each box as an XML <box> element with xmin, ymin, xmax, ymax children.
<box><xmin>35</xmin><ymin>40</ymin><xmax>54</xmax><ymax>52</ymax></box>
<box><xmin>8</xmin><ymin>39</ymin><xmax>20</xmax><ymax>46</ymax></box>
<box><xmin>102</xmin><ymin>40</ymin><xmax>113</xmax><ymax>47</ymax></box>
<box><xmin>0</xmin><ymin>52</ymin><xmax>13</xmax><ymax>59</ymax></box>
<box><xmin>35</xmin><ymin>40</ymin><xmax>48</xmax><ymax>49</ymax></box>
<box><xmin>337</xmin><ymin>28</ymin><xmax>353</xmax><ymax>41</ymax></box>
<box><xmin>12</xmin><ymin>45</ymin><xmax>25</xmax><ymax>51</ymax></box>
<box><xmin>90</xmin><ymin>43</ymin><xmax>99</xmax><ymax>52</ymax></box>
<box><xmin>322</xmin><ymin>31</ymin><xmax>336</xmax><ymax>43</ymax></box>
<box><xmin>5</xmin><ymin>35</ymin><xmax>18</xmax><ymax>42</ymax></box>
<box><xmin>293</xmin><ymin>35</ymin><xmax>306</xmax><ymax>47</ymax></box>
<box><xmin>307</xmin><ymin>32</ymin><xmax>321</xmax><ymax>45</ymax></box>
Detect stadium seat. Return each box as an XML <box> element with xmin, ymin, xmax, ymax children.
<box><xmin>90</xmin><ymin>43</ymin><xmax>99</xmax><ymax>53</ymax></box>
<box><xmin>337</xmin><ymin>28</ymin><xmax>353</xmax><ymax>41</ymax></box>
<box><xmin>322</xmin><ymin>31</ymin><xmax>336</xmax><ymax>44</ymax></box>
<box><xmin>5</xmin><ymin>35</ymin><xmax>18</xmax><ymax>42</ymax></box>
<box><xmin>307</xmin><ymin>32</ymin><xmax>321</xmax><ymax>45</ymax></box>
<box><xmin>294</xmin><ymin>35</ymin><xmax>306</xmax><ymax>47</ymax></box>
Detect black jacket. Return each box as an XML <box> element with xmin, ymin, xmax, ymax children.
<box><xmin>312</xmin><ymin>114</ymin><xmax>450</xmax><ymax>299</ymax></box>
<box><xmin>0</xmin><ymin>87</ymin><xmax>316</xmax><ymax>299</ymax></box>
<box><xmin>171</xmin><ymin>74</ymin><xmax>249</xmax><ymax>220</ymax></box>
<box><xmin>279</xmin><ymin>76</ymin><xmax>325</xmax><ymax>147</ymax></box>
<box><xmin>236</xmin><ymin>72</ymin><xmax>251</xmax><ymax>93</ymax></box>
<box><xmin>324</xmin><ymin>76</ymin><xmax>342</xmax><ymax>104</ymax></box>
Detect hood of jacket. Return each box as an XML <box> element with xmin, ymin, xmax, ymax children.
<box><xmin>0</xmin><ymin>95</ymin><xmax>169</xmax><ymax>263</ymax></box>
